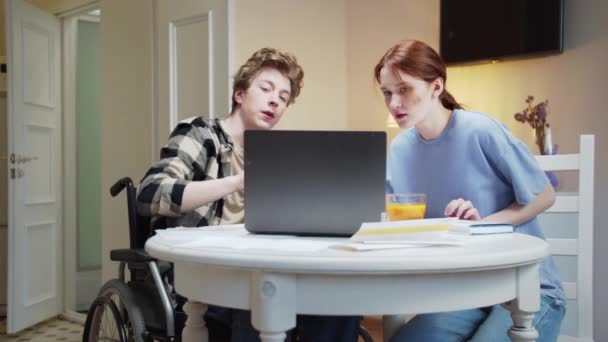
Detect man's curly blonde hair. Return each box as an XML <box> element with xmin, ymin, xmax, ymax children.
<box><xmin>231</xmin><ymin>48</ymin><xmax>304</xmax><ymax>113</ymax></box>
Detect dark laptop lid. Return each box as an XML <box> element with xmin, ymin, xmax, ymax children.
<box><xmin>244</xmin><ymin>130</ymin><xmax>386</xmax><ymax>237</ymax></box>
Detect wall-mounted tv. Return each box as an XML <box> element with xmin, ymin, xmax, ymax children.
<box><xmin>440</xmin><ymin>0</ymin><xmax>564</xmax><ymax>65</ymax></box>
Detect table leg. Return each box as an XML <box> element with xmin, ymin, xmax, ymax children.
<box><xmin>503</xmin><ymin>301</ymin><xmax>538</xmax><ymax>342</ymax></box>
<box><xmin>258</xmin><ymin>332</ymin><xmax>287</xmax><ymax>342</ymax></box>
<box><xmin>503</xmin><ymin>263</ymin><xmax>541</xmax><ymax>342</ymax></box>
<box><xmin>181</xmin><ymin>300</ymin><xmax>208</xmax><ymax>342</ymax></box>
<box><xmin>250</xmin><ymin>272</ymin><xmax>297</xmax><ymax>342</ymax></box>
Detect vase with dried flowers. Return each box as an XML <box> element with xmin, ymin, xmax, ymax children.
<box><xmin>514</xmin><ymin>96</ymin><xmax>559</xmax><ymax>187</ymax></box>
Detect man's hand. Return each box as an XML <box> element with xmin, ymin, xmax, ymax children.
<box><xmin>181</xmin><ymin>172</ymin><xmax>245</xmax><ymax>213</ymax></box>
<box><xmin>233</xmin><ymin>171</ymin><xmax>244</xmax><ymax>193</ymax></box>
<box><xmin>444</xmin><ymin>198</ymin><xmax>481</xmax><ymax>220</ymax></box>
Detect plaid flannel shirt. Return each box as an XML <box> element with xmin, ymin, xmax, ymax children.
<box><xmin>136</xmin><ymin>116</ymin><xmax>234</xmax><ymax>230</ymax></box>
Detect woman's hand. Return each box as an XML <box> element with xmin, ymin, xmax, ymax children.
<box><xmin>444</xmin><ymin>198</ymin><xmax>481</xmax><ymax>220</ymax></box>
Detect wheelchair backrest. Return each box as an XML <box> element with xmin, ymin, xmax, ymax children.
<box><xmin>110</xmin><ymin>177</ymin><xmax>151</xmax><ymax>249</ymax></box>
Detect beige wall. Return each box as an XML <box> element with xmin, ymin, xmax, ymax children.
<box><xmin>234</xmin><ymin>0</ymin><xmax>348</xmax><ymax>130</ymax></box>
<box><xmin>346</xmin><ymin>0</ymin><xmax>439</xmax><ymax>140</ymax></box>
<box><xmin>99</xmin><ymin>0</ymin><xmax>154</xmax><ymax>281</ymax></box>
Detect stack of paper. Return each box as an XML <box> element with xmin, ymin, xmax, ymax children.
<box><xmin>448</xmin><ymin>222</ymin><xmax>513</xmax><ymax>235</ymax></box>
<box><xmin>154</xmin><ymin>226</ymin><xmax>336</xmax><ymax>252</ymax></box>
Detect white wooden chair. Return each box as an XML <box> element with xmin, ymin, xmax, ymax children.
<box><xmin>535</xmin><ymin>134</ymin><xmax>595</xmax><ymax>342</ymax></box>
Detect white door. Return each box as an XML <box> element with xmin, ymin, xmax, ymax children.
<box><xmin>155</xmin><ymin>0</ymin><xmax>230</xmax><ymax>149</ymax></box>
<box><xmin>6</xmin><ymin>0</ymin><xmax>62</xmax><ymax>333</ymax></box>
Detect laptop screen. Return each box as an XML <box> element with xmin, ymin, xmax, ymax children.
<box><xmin>244</xmin><ymin>130</ymin><xmax>386</xmax><ymax>237</ymax></box>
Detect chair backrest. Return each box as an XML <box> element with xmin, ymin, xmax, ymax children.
<box><xmin>535</xmin><ymin>135</ymin><xmax>594</xmax><ymax>341</ymax></box>
<box><xmin>110</xmin><ymin>177</ymin><xmax>151</xmax><ymax>249</ymax></box>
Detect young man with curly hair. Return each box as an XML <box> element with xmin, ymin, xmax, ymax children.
<box><xmin>137</xmin><ymin>47</ymin><xmax>359</xmax><ymax>342</ymax></box>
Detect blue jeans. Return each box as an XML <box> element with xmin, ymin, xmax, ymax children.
<box><xmin>205</xmin><ymin>305</ymin><xmax>360</xmax><ymax>342</ymax></box>
<box><xmin>390</xmin><ymin>295</ymin><xmax>565</xmax><ymax>342</ymax></box>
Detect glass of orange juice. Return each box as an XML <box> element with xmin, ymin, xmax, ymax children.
<box><xmin>385</xmin><ymin>193</ymin><xmax>427</xmax><ymax>221</ymax></box>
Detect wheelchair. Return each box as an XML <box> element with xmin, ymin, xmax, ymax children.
<box><xmin>82</xmin><ymin>177</ymin><xmax>186</xmax><ymax>342</ymax></box>
<box><xmin>82</xmin><ymin>177</ymin><xmax>374</xmax><ymax>342</ymax></box>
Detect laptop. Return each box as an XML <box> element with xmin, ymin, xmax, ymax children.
<box><xmin>244</xmin><ymin>130</ymin><xmax>386</xmax><ymax>237</ymax></box>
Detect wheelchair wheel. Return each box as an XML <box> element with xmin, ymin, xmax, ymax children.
<box><xmin>84</xmin><ymin>279</ymin><xmax>147</xmax><ymax>342</ymax></box>
<box><xmin>83</xmin><ymin>296</ymin><xmax>127</xmax><ymax>342</ymax></box>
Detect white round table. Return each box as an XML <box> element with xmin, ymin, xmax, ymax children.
<box><xmin>145</xmin><ymin>225</ymin><xmax>549</xmax><ymax>342</ymax></box>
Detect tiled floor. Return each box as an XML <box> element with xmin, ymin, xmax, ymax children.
<box><xmin>1</xmin><ymin>315</ymin><xmax>379</xmax><ymax>342</ymax></box>
<box><xmin>0</xmin><ymin>317</ymin><xmax>83</xmax><ymax>342</ymax></box>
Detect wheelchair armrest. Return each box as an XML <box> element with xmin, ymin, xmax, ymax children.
<box><xmin>110</xmin><ymin>248</ymin><xmax>157</xmax><ymax>263</ymax></box>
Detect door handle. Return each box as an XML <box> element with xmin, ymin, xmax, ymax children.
<box><xmin>15</xmin><ymin>154</ymin><xmax>38</xmax><ymax>164</ymax></box>
<box><xmin>1</xmin><ymin>153</ymin><xmax>36</xmax><ymax>164</ymax></box>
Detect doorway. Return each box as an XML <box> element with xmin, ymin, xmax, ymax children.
<box><xmin>62</xmin><ymin>7</ymin><xmax>102</xmax><ymax>320</ymax></box>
